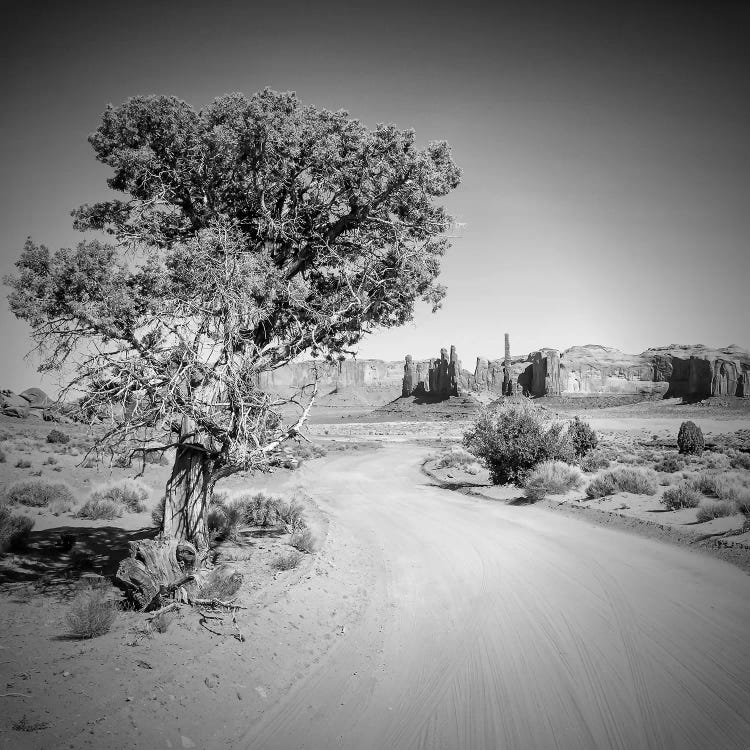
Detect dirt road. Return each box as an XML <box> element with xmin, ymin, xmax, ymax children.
<box><xmin>243</xmin><ymin>445</ymin><xmax>750</xmax><ymax>750</ymax></box>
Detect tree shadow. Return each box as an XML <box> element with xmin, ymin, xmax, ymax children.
<box><xmin>0</xmin><ymin>524</ymin><xmax>156</xmax><ymax>593</ymax></box>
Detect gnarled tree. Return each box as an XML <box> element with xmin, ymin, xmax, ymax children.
<box><xmin>5</xmin><ymin>89</ymin><xmax>460</xmax><ymax>601</ymax></box>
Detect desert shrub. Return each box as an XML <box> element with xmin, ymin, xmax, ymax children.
<box><xmin>653</xmin><ymin>454</ymin><xmax>686</xmax><ymax>473</ymax></box>
<box><xmin>291</xmin><ymin>527</ymin><xmax>317</xmax><ymax>553</ymax></box>
<box><xmin>49</xmin><ymin>496</ymin><xmax>76</xmax><ymax>515</ymax></box>
<box><xmin>661</xmin><ymin>483</ymin><xmax>701</xmax><ymax>510</ymax></box>
<box><xmin>6</xmin><ymin>478</ymin><xmax>75</xmax><ymax>508</ymax></box>
<box><xmin>0</xmin><ymin>447</ymin><xmax>5</xmax><ymax>463</ymax></box>
<box><xmin>232</xmin><ymin>491</ymin><xmax>286</xmax><ymax>527</ymax></box>
<box><xmin>46</xmin><ymin>428</ymin><xmax>70</xmax><ymax>444</ymax></box>
<box><xmin>696</xmin><ymin>500</ymin><xmax>738</xmax><ymax>523</ymax></box>
<box><xmin>678</xmin><ymin>420</ymin><xmax>704</xmax><ymax>455</ymax></box>
<box><xmin>65</xmin><ymin>588</ymin><xmax>118</xmax><ymax>638</ymax></box>
<box><xmin>273</xmin><ymin>551</ymin><xmax>302</xmax><ymax>571</ymax></box>
<box><xmin>435</xmin><ymin>446</ymin><xmax>480</xmax><ymax>470</ymax></box>
<box><xmin>75</xmin><ymin>497</ymin><xmax>123</xmax><ymax>520</ymax></box>
<box><xmin>0</xmin><ymin>507</ymin><xmax>35</xmax><ymax>552</ymax></box>
<box><xmin>568</xmin><ymin>417</ymin><xmax>598</xmax><ymax>457</ymax></box>
<box><xmin>151</xmin><ymin>498</ymin><xmax>165</xmax><ymax>529</ymax></box>
<box><xmin>195</xmin><ymin>566</ymin><xmax>242</xmax><ymax>601</ymax></box>
<box><xmin>43</xmin><ymin>455</ymin><xmax>57</xmax><ymax>465</ymax></box>
<box><xmin>580</xmin><ymin>451</ymin><xmax>610</xmax><ymax>472</ymax></box>
<box><xmin>207</xmin><ymin>502</ymin><xmax>246</xmax><ymax>543</ymax></box>
<box><xmin>729</xmin><ymin>451</ymin><xmax>750</xmax><ymax>471</ymax></box>
<box><xmin>463</xmin><ymin>401</ymin><xmax>574</xmax><ymax>485</ymax></box>
<box><xmin>700</xmin><ymin>451</ymin><xmax>731</xmax><ymax>471</ymax></box>
<box><xmin>523</xmin><ymin>461</ymin><xmax>584</xmax><ymax>501</ymax></box>
<box><xmin>14</xmin><ymin>458</ymin><xmax>32</xmax><ymax>469</ymax></box>
<box><xmin>585</xmin><ymin>468</ymin><xmax>657</xmax><ymax>498</ymax></box>
<box><xmin>89</xmin><ymin>479</ymin><xmax>149</xmax><ymax>513</ymax></box>
<box><xmin>277</xmin><ymin>500</ymin><xmax>306</xmax><ymax>532</ymax></box>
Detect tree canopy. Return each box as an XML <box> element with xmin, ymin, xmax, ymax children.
<box><xmin>7</xmin><ymin>88</ymin><xmax>461</xmax><ymax>480</ymax></box>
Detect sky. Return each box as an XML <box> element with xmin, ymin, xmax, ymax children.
<box><xmin>1</xmin><ymin>0</ymin><xmax>748</xmax><ymax>393</ymax></box>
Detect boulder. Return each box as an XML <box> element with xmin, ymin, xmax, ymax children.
<box><xmin>20</xmin><ymin>387</ymin><xmax>52</xmax><ymax>408</ymax></box>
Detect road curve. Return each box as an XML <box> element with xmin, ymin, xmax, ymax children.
<box><xmin>242</xmin><ymin>445</ymin><xmax>750</xmax><ymax>750</ymax></box>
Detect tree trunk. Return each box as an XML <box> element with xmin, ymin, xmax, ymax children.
<box><xmin>162</xmin><ymin>416</ymin><xmax>213</xmax><ymax>549</ymax></box>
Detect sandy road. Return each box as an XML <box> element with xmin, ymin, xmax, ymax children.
<box><xmin>242</xmin><ymin>445</ymin><xmax>750</xmax><ymax>750</ymax></box>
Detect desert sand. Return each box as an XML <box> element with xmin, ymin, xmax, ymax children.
<box><xmin>2</xmin><ymin>406</ymin><xmax>750</xmax><ymax>749</ymax></box>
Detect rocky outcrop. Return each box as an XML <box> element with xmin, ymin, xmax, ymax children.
<box><xmin>0</xmin><ymin>388</ymin><xmax>56</xmax><ymax>419</ymax></box>
<box><xmin>250</xmin><ymin>344</ymin><xmax>750</xmax><ymax>403</ymax></box>
<box><xmin>401</xmin><ymin>346</ymin><xmax>463</xmax><ymax>398</ymax></box>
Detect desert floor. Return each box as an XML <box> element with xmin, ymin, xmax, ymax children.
<box><xmin>2</xmin><ymin>403</ymin><xmax>750</xmax><ymax>749</ymax></box>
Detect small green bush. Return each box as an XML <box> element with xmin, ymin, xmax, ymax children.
<box><xmin>568</xmin><ymin>417</ymin><xmax>598</xmax><ymax>457</ymax></box>
<box><xmin>696</xmin><ymin>500</ymin><xmax>738</xmax><ymax>523</ymax></box>
<box><xmin>75</xmin><ymin>498</ymin><xmax>123</xmax><ymax>520</ymax></box>
<box><xmin>653</xmin><ymin>454</ymin><xmax>686</xmax><ymax>473</ymax></box>
<box><xmin>6</xmin><ymin>478</ymin><xmax>75</xmax><ymax>508</ymax></box>
<box><xmin>46</xmin><ymin>429</ymin><xmax>70</xmax><ymax>444</ymax></box>
<box><xmin>523</xmin><ymin>461</ymin><xmax>585</xmax><ymax>501</ymax></box>
<box><xmin>0</xmin><ymin>507</ymin><xmax>35</xmax><ymax>552</ymax></box>
<box><xmin>661</xmin><ymin>483</ymin><xmax>701</xmax><ymax>510</ymax></box>
<box><xmin>580</xmin><ymin>451</ymin><xmax>610</xmax><ymax>472</ymax></box>
<box><xmin>586</xmin><ymin>468</ymin><xmax>657</xmax><ymax>498</ymax></box>
<box><xmin>678</xmin><ymin>421</ymin><xmax>704</xmax><ymax>455</ymax></box>
<box><xmin>65</xmin><ymin>588</ymin><xmax>118</xmax><ymax>638</ymax></box>
<box><xmin>463</xmin><ymin>401</ymin><xmax>574</xmax><ymax>485</ymax></box>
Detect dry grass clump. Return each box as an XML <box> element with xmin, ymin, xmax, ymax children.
<box><xmin>89</xmin><ymin>479</ymin><xmax>149</xmax><ymax>513</ymax></box>
<box><xmin>14</xmin><ymin>458</ymin><xmax>32</xmax><ymax>469</ymax></box>
<box><xmin>523</xmin><ymin>461</ymin><xmax>585</xmax><ymax>501</ymax></box>
<box><xmin>0</xmin><ymin>506</ymin><xmax>35</xmax><ymax>552</ymax></box>
<box><xmin>291</xmin><ymin>527</ymin><xmax>317</xmax><ymax>553</ymax></box>
<box><xmin>6</xmin><ymin>478</ymin><xmax>75</xmax><ymax>508</ymax></box>
<box><xmin>65</xmin><ymin>588</ymin><xmax>118</xmax><ymax>638</ymax></box>
<box><xmin>195</xmin><ymin>567</ymin><xmax>243</xmax><ymax>600</ymax></box>
<box><xmin>689</xmin><ymin>472</ymin><xmax>750</xmax><ymax>507</ymax></box>
<box><xmin>0</xmin><ymin>447</ymin><xmax>5</xmax><ymax>463</ymax></box>
<box><xmin>434</xmin><ymin>447</ymin><xmax>482</xmax><ymax>474</ymax></box>
<box><xmin>696</xmin><ymin>500</ymin><xmax>739</xmax><ymax>523</ymax></box>
<box><xmin>579</xmin><ymin>451</ymin><xmax>610</xmax><ymax>473</ymax></box>
<box><xmin>273</xmin><ymin>551</ymin><xmax>302</xmax><ymax>571</ymax></box>
<box><xmin>75</xmin><ymin>497</ymin><xmax>123</xmax><ymax>520</ymax></box>
<box><xmin>661</xmin><ymin>483</ymin><xmax>702</xmax><ymax>510</ymax></box>
<box><xmin>698</xmin><ymin>451</ymin><xmax>732</xmax><ymax>471</ymax></box>
<box><xmin>585</xmin><ymin>468</ymin><xmax>657</xmax><ymax>499</ymax></box>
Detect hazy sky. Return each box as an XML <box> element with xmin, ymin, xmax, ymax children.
<box><xmin>1</xmin><ymin>0</ymin><xmax>748</xmax><ymax>392</ymax></box>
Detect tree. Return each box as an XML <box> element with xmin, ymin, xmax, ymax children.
<box><xmin>5</xmin><ymin>89</ymin><xmax>461</xmax><ymax>598</ymax></box>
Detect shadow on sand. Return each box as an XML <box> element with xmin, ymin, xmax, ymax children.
<box><xmin>0</xmin><ymin>524</ymin><xmax>156</xmax><ymax>593</ymax></box>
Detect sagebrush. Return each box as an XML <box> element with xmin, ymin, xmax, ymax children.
<box><xmin>585</xmin><ymin>468</ymin><xmax>658</xmax><ymax>498</ymax></box>
<box><xmin>5</xmin><ymin>478</ymin><xmax>75</xmax><ymax>508</ymax></box>
<box><xmin>0</xmin><ymin>506</ymin><xmax>35</xmax><ymax>552</ymax></box>
<box><xmin>65</xmin><ymin>588</ymin><xmax>118</xmax><ymax>638</ymax></box>
<box><xmin>523</xmin><ymin>461</ymin><xmax>584</xmax><ymax>501</ymax></box>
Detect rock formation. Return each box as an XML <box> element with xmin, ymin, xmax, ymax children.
<box><xmin>401</xmin><ymin>346</ymin><xmax>463</xmax><ymax>398</ymax></box>
<box><xmin>402</xmin><ymin>355</ymin><xmax>416</xmax><ymax>397</ymax></box>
